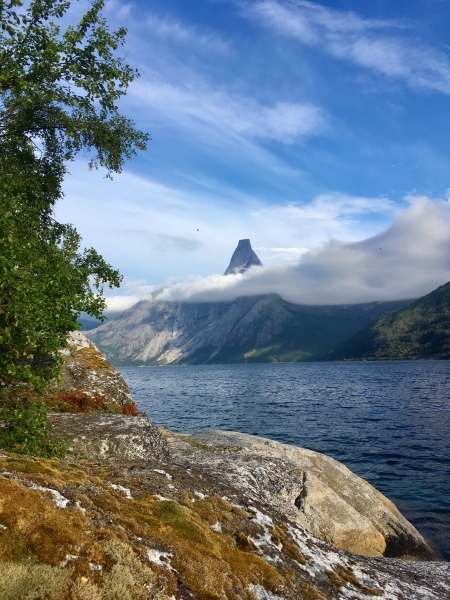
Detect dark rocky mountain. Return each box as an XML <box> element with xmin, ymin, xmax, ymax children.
<box><xmin>325</xmin><ymin>281</ymin><xmax>450</xmax><ymax>361</ymax></box>
<box><xmin>87</xmin><ymin>294</ymin><xmax>413</xmax><ymax>366</ymax></box>
<box><xmin>223</xmin><ymin>238</ymin><xmax>262</xmax><ymax>275</ymax></box>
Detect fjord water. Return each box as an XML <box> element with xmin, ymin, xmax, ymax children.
<box><xmin>118</xmin><ymin>361</ymin><xmax>450</xmax><ymax>561</ymax></box>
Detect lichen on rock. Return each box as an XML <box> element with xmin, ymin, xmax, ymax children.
<box><xmin>53</xmin><ymin>331</ymin><xmax>132</xmax><ymax>406</ymax></box>
<box><xmin>0</xmin><ymin>444</ymin><xmax>449</xmax><ymax>599</ymax></box>
<box><xmin>168</xmin><ymin>429</ymin><xmax>437</xmax><ymax>562</ymax></box>
<box><xmin>49</xmin><ymin>413</ymin><xmax>168</xmax><ymax>462</ymax></box>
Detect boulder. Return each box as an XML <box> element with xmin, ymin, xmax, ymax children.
<box><xmin>54</xmin><ymin>331</ymin><xmax>132</xmax><ymax>406</ymax></box>
<box><xmin>168</xmin><ymin>429</ymin><xmax>436</xmax><ymax>560</ymax></box>
<box><xmin>46</xmin><ymin>411</ymin><xmax>437</xmax><ymax>561</ymax></box>
<box><xmin>49</xmin><ymin>413</ymin><xmax>168</xmax><ymax>461</ymax></box>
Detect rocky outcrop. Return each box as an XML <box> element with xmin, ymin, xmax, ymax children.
<box><xmin>224</xmin><ymin>238</ymin><xmax>263</xmax><ymax>275</ymax></box>
<box><xmin>50</xmin><ymin>414</ymin><xmax>435</xmax><ymax>561</ymax></box>
<box><xmin>1</xmin><ymin>415</ymin><xmax>445</xmax><ymax>598</ymax></box>
<box><xmin>54</xmin><ymin>331</ymin><xmax>132</xmax><ymax>405</ymax></box>
<box><xmin>169</xmin><ymin>430</ymin><xmax>436</xmax><ymax>560</ymax></box>
<box><xmin>49</xmin><ymin>413</ymin><xmax>168</xmax><ymax>461</ymax></box>
<box><xmin>1</xmin><ymin>448</ymin><xmax>449</xmax><ymax>600</ymax></box>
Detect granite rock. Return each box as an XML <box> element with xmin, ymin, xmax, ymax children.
<box><xmin>223</xmin><ymin>238</ymin><xmax>263</xmax><ymax>275</ymax></box>
<box><xmin>41</xmin><ymin>417</ymin><xmax>450</xmax><ymax>598</ymax></box>
<box><xmin>54</xmin><ymin>331</ymin><xmax>132</xmax><ymax>405</ymax></box>
<box><xmin>49</xmin><ymin>413</ymin><xmax>169</xmax><ymax>461</ymax></box>
<box><xmin>168</xmin><ymin>429</ymin><xmax>436</xmax><ymax>560</ymax></box>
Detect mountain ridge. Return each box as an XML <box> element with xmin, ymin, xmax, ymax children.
<box><xmin>87</xmin><ymin>294</ymin><xmax>414</xmax><ymax>365</ymax></box>
<box><xmin>325</xmin><ymin>281</ymin><xmax>450</xmax><ymax>360</ymax></box>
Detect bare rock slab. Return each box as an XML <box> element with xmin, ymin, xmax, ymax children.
<box><xmin>169</xmin><ymin>429</ymin><xmax>436</xmax><ymax>560</ymax></box>
<box><xmin>49</xmin><ymin>413</ymin><xmax>168</xmax><ymax>461</ymax></box>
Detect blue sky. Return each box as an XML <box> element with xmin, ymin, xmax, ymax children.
<box><xmin>57</xmin><ymin>0</ymin><xmax>450</xmax><ymax>309</ymax></box>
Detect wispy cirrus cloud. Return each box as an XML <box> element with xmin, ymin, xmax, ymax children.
<box><xmin>144</xmin><ymin>13</ymin><xmax>230</xmax><ymax>52</ymax></box>
<box><xmin>125</xmin><ymin>231</ymin><xmax>204</xmax><ymax>252</ymax></box>
<box><xmin>102</xmin><ymin>2</ymin><xmax>330</xmax><ymax>176</ymax></box>
<box><xmin>254</xmin><ymin>192</ymin><xmax>394</xmax><ymax>224</ymax></box>
<box><xmin>240</xmin><ymin>0</ymin><xmax>450</xmax><ymax>94</ymax></box>
<box><xmin>131</xmin><ymin>77</ymin><xmax>327</xmax><ymax>143</ymax></box>
<box><xmin>155</xmin><ymin>234</ymin><xmax>205</xmax><ymax>252</ymax></box>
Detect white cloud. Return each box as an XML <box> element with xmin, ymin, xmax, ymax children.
<box><xmin>126</xmin><ymin>231</ymin><xmax>204</xmax><ymax>252</ymax></box>
<box><xmin>255</xmin><ymin>246</ymin><xmax>309</xmax><ymax>263</ymax></box>
<box><xmin>131</xmin><ymin>78</ymin><xmax>327</xmax><ymax>143</ymax></box>
<box><xmin>144</xmin><ymin>13</ymin><xmax>230</xmax><ymax>52</ymax></box>
<box><xmin>104</xmin><ymin>295</ymin><xmax>141</xmax><ymax>313</ymax></box>
<box><xmin>254</xmin><ymin>192</ymin><xmax>393</xmax><ymax>221</ymax></box>
<box><xmin>242</xmin><ymin>0</ymin><xmax>450</xmax><ymax>94</ymax></box>
<box><xmin>154</xmin><ymin>234</ymin><xmax>204</xmax><ymax>252</ymax></box>
<box><xmin>60</xmin><ymin>165</ymin><xmax>393</xmax><ymax>288</ymax></box>
<box><xmin>251</xmin><ymin>193</ymin><xmax>394</xmax><ymax>245</ymax></box>
<box><xmin>147</xmin><ymin>196</ymin><xmax>450</xmax><ymax>305</ymax></box>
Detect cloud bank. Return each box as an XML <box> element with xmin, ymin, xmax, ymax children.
<box><xmin>140</xmin><ymin>197</ymin><xmax>450</xmax><ymax>306</ymax></box>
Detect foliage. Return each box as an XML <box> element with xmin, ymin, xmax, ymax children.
<box><xmin>0</xmin><ymin>391</ymin><xmax>68</xmax><ymax>457</ymax></box>
<box><xmin>121</xmin><ymin>400</ymin><xmax>140</xmax><ymax>416</ymax></box>
<box><xmin>0</xmin><ymin>0</ymin><xmax>149</xmax><ymax>393</ymax></box>
<box><xmin>49</xmin><ymin>388</ymin><xmax>141</xmax><ymax>415</ymax></box>
<box><xmin>0</xmin><ymin>0</ymin><xmax>149</xmax><ymax>177</ymax></box>
<box><xmin>0</xmin><ymin>189</ymin><xmax>122</xmax><ymax>391</ymax></box>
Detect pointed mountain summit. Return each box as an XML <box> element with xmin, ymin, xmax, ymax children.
<box><xmin>224</xmin><ymin>239</ymin><xmax>263</xmax><ymax>276</ymax></box>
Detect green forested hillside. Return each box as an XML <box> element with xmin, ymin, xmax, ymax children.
<box><xmin>326</xmin><ymin>282</ymin><xmax>450</xmax><ymax>360</ymax></box>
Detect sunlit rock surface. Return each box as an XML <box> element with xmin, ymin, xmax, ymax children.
<box><xmin>49</xmin><ymin>413</ymin><xmax>168</xmax><ymax>461</ymax></box>
<box><xmin>53</xmin><ymin>331</ymin><xmax>132</xmax><ymax>405</ymax></box>
<box><xmin>1</xmin><ymin>416</ymin><xmax>448</xmax><ymax>599</ymax></box>
<box><xmin>223</xmin><ymin>238</ymin><xmax>263</xmax><ymax>275</ymax></box>
<box><xmin>170</xmin><ymin>430</ymin><xmax>436</xmax><ymax>560</ymax></box>
<box><xmin>48</xmin><ymin>415</ymin><xmax>434</xmax><ymax>560</ymax></box>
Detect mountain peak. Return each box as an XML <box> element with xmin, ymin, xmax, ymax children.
<box><xmin>224</xmin><ymin>239</ymin><xmax>263</xmax><ymax>276</ymax></box>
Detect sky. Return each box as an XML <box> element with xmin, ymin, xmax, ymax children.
<box><xmin>55</xmin><ymin>0</ymin><xmax>450</xmax><ymax>310</ymax></box>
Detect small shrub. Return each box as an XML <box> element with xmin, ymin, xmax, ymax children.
<box><xmin>0</xmin><ymin>561</ymin><xmax>71</xmax><ymax>600</ymax></box>
<box><xmin>50</xmin><ymin>389</ymin><xmax>110</xmax><ymax>414</ymax></box>
<box><xmin>50</xmin><ymin>390</ymin><xmax>141</xmax><ymax>417</ymax></box>
<box><xmin>121</xmin><ymin>400</ymin><xmax>139</xmax><ymax>416</ymax></box>
<box><xmin>0</xmin><ymin>393</ymin><xmax>68</xmax><ymax>458</ymax></box>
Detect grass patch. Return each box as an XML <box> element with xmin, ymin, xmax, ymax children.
<box><xmin>328</xmin><ymin>565</ymin><xmax>382</xmax><ymax>596</ymax></box>
<box><xmin>0</xmin><ymin>453</ymin><xmax>347</xmax><ymax>599</ymax></box>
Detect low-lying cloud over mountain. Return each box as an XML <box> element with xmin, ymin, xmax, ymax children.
<box><xmin>105</xmin><ymin>196</ymin><xmax>450</xmax><ymax>310</ymax></box>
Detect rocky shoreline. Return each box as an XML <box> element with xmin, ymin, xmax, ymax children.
<box><xmin>5</xmin><ymin>411</ymin><xmax>446</xmax><ymax>599</ymax></box>
<box><xmin>1</xmin><ymin>333</ymin><xmax>448</xmax><ymax>599</ymax></box>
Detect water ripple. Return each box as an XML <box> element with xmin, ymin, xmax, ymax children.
<box><xmin>119</xmin><ymin>361</ymin><xmax>450</xmax><ymax>560</ymax></box>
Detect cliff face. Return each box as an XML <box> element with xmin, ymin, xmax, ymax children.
<box><xmin>224</xmin><ymin>239</ymin><xmax>263</xmax><ymax>275</ymax></box>
<box><xmin>87</xmin><ymin>295</ymin><xmax>413</xmax><ymax>365</ymax></box>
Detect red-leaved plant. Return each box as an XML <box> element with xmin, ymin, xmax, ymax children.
<box><xmin>51</xmin><ymin>389</ymin><xmax>142</xmax><ymax>416</ymax></box>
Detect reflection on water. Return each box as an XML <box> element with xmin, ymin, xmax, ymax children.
<box><xmin>118</xmin><ymin>361</ymin><xmax>450</xmax><ymax>561</ymax></box>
